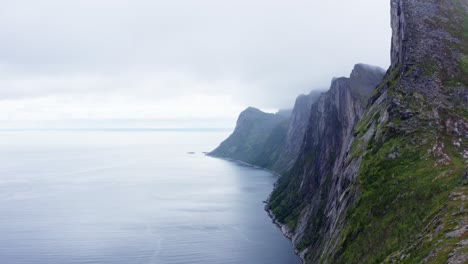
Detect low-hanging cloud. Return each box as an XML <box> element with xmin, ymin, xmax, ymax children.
<box><xmin>0</xmin><ymin>0</ymin><xmax>391</xmax><ymax>127</ymax></box>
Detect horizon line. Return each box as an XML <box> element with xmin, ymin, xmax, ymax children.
<box><xmin>0</xmin><ymin>128</ymin><xmax>234</xmax><ymax>132</ymax></box>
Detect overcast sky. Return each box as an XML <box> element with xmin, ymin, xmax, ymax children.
<box><xmin>0</xmin><ymin>0</ymin><xmax>391</xmax><ymax>128</ymax></box>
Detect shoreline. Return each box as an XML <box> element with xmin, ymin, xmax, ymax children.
<box><xmin>265</xmin><ymin>203</ymin><xmax>305</xmax><ymax>264</ymax></box>
<box><xmin>206</xmin><ymin>154</ymin><xmax>305</xmax><ymax>263</ymax></box>
<box><xmin>205</xmin><ymin>154</ymin><xmax>283</xmax><ymax>178</ymax></box>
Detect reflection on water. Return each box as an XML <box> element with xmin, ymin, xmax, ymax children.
<box><xmin>0</xmin><ymin>131</ymin><xmax>299</xmax><ymax>264</ymax></box>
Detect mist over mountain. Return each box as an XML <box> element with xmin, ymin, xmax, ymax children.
<box><xmin>210</xmin><ymin>0</ymin><xmax>467</xmax><ymax>262</ymax></box>
<box><xmin>0</xmin><ymin>0</ymin><xmax>390</xmax><ymax>128</ymax></box>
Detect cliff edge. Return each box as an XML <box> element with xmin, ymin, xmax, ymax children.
<box><xmin>211</xmin><ymin>0</ymin><xmax>467</xmax><ymax>263</ymax></box>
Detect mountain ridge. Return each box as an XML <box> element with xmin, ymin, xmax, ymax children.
<box><xmin>210</xmin><ymin>63</ymin><xmax>384</xmax><ymax>174</ymax></box>
<box><xmin>210</xmin><ymin>0</ymin><xmax>467</xmax><ymax>263</ymax></box>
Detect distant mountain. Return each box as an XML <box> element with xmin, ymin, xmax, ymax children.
<box><xmin>210</xmin><ymin>63</ymin><xmax>384</xmax><ymax>172</ymax></box>
<box><xmin>209</xmin><ymin>89</ymin><xmax>324</xmax><ymax>171</ymax></box>
<box><xmin>210</xmin><ymin>0</ymin><xmax>467</xmax><ymax>263</ymax></box>
<box><xmin>208</xmin><ymin>107</ymin><xmax>290</xmax><ymax>165</ymax></box>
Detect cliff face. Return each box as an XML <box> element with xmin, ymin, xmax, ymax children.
<box><xmin>274</xmin><ymin>90</ymin><xmax>322</xmax><ymax>172</ymax></box>
<box><xmin>210</xmin><ymin>64</ymin><xmax>383</xmax><ymax>173</ymax></box>
<box><xmin>209</xmin><ymin>91</ymin><xmax>322</xmax><ymax>171</ymax></box>
<box><xmin>268</xmin><ymin>64</ymin><xmax>385</xmax><ymax>262</ymax></box>
<box><xmin>211</xmin><ymin>0</ymin><xmax>467</xmax><ymax>263</ymax></box>
<box><xmin>331</xmin><ymin>1</ymin><xmax>467</xmax><ymax>263</ymax></box>
<box><xmin>208</xmin><ymin>107</ymin><xmax>289</xmax><ymax>164</ymax></box>
<box><xmin>271</xmin><ymin>0</ymin><xmax>467</xmax><ymax>263</ymax></box>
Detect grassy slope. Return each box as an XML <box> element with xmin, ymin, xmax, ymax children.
<box><xmin>334</xmin><ymin>108</ymin><xmax>466</xmax><ymax>263</ymax></box>
<box><xmin>269</xmin><ymin>1</ymin><xmax>467</xmax><ymax>262</ymax></box>
<box><xmin>330</xmin><ymin>11</ymin><xmax>468</xmax><ymax>261</ymax></box>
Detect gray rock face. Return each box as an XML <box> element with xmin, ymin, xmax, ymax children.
<box><xmin>285</xmin><ymin>0</ymin><xmax>466</xmax><ymax>262</ymax></box>
<box><xmin>208</xmin><ymin>107</ymin><xmax>289</xmax><ymax>164</ymax></box>
<box><xmin>348</xmin><ymin>63</ymin><xmax>386</xmax><ymax>106</ymax></box>
<box><xmin>211</xmin><ymin>1</ymin><xmax>467</xmax><ymax>262</ymax></box>
<box><xmin>387</xmin><ymin>0</ymin><xmax>468</xmax><ymax>120</ymax></box>
<box><xmin>390</xmin><ymin>0</ymin><xmax>466</xmax><ymax>78</ymax></box>
<box><xmin>274</xmin><ymin>91</ymin><xmax>322</xmax><ymax>172</ymax></box>
<box><xmin>268</xmin><ymin>64</ymin><xmax>384</xmax><ymax>262</ymax></box>
<box><xmin>210</xmin><ymin>63</ymin><xmax>383</xmax><ymax>174</ymax></box>
<box><xmin>211</xmin><ymin>63</ymin><xmax>384</xmax><ymax>262</ymax></box>
<box><xmin>209</xmin><ymin>91</ymin><xmax>322</xmax><ymax>172</ymax></box>
<box><xmin>275</xmin><ymin>1</ymin><xmax>467</xmax><ymax>262</ymax></box>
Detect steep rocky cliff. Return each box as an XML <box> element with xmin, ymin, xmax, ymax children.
<box><xmin>209</xmin><ymin>107</ymin><xmax>289</xmax><ymax>164</ymax></box>
<box><xmin>331</xmin><ymin>0</ymin><xmax>467</xmax><ymax>262</ymax></box>
<box><xmin>211</xmin><ymin>0</ymin><xmax>467</xmax><ymax>263</ymax></box>
<box><xmin>209</xmin><ymin>91</ymin><xmax>322</xmax><ymax>171</ymax></box>
<box><xmin>273</xmin><ymin>90</ymin><xmax>322</xmax><ymax>172</ymax></box>
<box><xmin>271</xmin><ymin>0</ymin><xmax>467</xmax><ymax>263</ymax></box>
<box><xmin>268</xmin><ymin>63</ymin><xmax>385</xmax><ymax>262</ymax></box>
<box><xmin>210</xmin><ymin>64</ymin><xmax>383</xmax><ymax>173</ymax></box>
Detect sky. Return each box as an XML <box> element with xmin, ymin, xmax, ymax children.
<box><xmin>0</xmin><ymin>0</ymin><xmax>391</xmax><ymax>129</ymax></box>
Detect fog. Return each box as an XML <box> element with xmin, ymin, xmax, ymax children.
<box><xmin>0</xmin><ymin>0</ymin><xmax>391</xmax><ymax>128</ymax></box>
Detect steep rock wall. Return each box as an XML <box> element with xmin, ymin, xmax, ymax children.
<box><xmin>268</xmin><ymin>64</ymin><xmax>385</xmax><ymax>262</ymax></box>
<box><xmin>211</xmin><ymin>0</ymin><xmax>467</xmax><ymax>262</ymax></box>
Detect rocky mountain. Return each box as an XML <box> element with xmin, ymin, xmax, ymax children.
<box><xmin>210</xmin><ymin>64</ymin><xmax>385</xmax><ymax>172</ymax></box>
<box><xmin>210</xmin><ymin>0</ymin><xmax>467</xmax><ymax>263</ymax></box>
<box><xmin>209</xmin><ymin>91</ymin><xmax>318</xmax><ymax>171</ymax></box>
<box><xmin>208</xmin><ymin>107</ymin><xmax>290</xmax><ymax>165</ymax></box>
<box><xmin>267</xmin><ymin>63</ymin><xmax>386</xmax><ymax>263</ymax></box>
<box><xmin>273</xmin><ymin>90</ymin><xmax>323</xmax><ymax>172</ymax></box>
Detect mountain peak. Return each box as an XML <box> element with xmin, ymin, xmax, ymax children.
<box><xmin>390</xmin><ymin>0</ymin><xmax>467</xmax><ymax>84</ymax></box>
<box><xmin>350</xmin><ymin>63</ymin><xmax>386</xmax><ymax>79</ymax></box>
<box><xmin>211</xmin><ymin>1</ymin><xmax>467</xmax><ymax>263</ymax></box>
<box><xmin>241</xmin><ymin>106</ymin><xmax>262</xmax><ymax>114</ymax></box>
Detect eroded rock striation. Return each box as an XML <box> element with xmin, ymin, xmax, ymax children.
<box><xmin>209</xmin><ymin>91</ymin><xmax>323</xmax><ymax>172</ymax></box>
<box><xmin>211</xmin><ymin>0</ymin><xmax>467</xmax><ymax>263</ymax></box>
<box><xmin>268</xmin><ymin>63</ymin><xmax>385</xmax><ymax>262</ymax></box>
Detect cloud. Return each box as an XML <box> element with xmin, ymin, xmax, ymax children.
<box><xmin>0</xmin><ymin>0</ymin><xmax>391</xmax><ymax>127</ymax></box>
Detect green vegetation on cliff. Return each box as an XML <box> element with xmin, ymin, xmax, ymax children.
<box><xmin>212</xmin><ymin>0</ymin><xmax>467</xmax><ymax>263</ymax></box>
<box><xmin>335</xmin><ymin>97</ymin><xmax>466</xmax><ymax>263</ymax></box>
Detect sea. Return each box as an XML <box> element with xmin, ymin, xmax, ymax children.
<box><xmin>0</xmin><ymin>130</ymin><xmax>300</xmax><ymax>264</ymax></box>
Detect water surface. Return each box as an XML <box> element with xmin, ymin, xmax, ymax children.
<box><xmin>0</xmin><ymin>130</ymin><xmax>299</xmax><ymax>264</ymax></box>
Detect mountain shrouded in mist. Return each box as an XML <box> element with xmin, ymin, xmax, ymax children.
<box><xmin>210</xmin><ymin>0</ymin><xmax>468</xmax><ymax>262</ymax></box>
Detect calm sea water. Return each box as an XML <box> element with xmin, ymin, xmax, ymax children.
<box><xmin>0</xmin><ymin>130</ymin><xmax>299</xmax><ymax>264</ymax></box>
